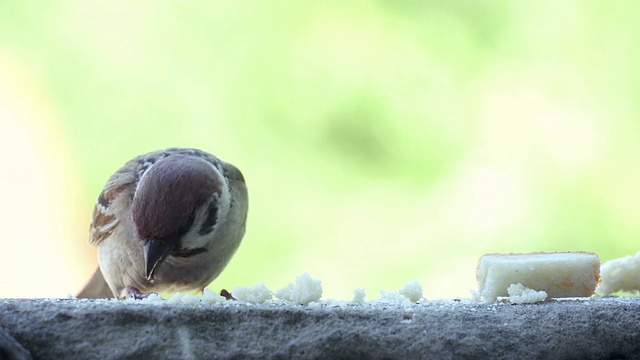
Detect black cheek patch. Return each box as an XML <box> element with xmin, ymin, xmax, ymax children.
<box><xmin>97</xmin><ymin>191</ymin><xmax>110</xmax><ymax>208</ymax></box>
<box><xmin>198</xmin><ymin>201</ymin><xmax>218</xmax><ymax>236</ymax></box>
<box><xmin>172</xmin><ymin>247</ymin><xmax>208</xmax><ymax>258</ymax></box>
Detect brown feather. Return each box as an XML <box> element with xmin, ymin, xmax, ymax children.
<box><xmin>83</xmin><ymin>148</ymin><xmax>238</xmax><ymax>298</ymax></box>
<box><xmin>88</xmin><ymin>160</ymin><xmax>138</xmax><ymax>245</ymax></box>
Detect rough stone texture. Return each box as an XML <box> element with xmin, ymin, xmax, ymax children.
<box><xmin>0</xmin><ymin>325</ymin><xmax>32</xmax><ymax>360</ymax></box>
<box><xmin>0</xmin><ymin>297</ymin><xmax>638</xmax><ymax>359</ymax></box>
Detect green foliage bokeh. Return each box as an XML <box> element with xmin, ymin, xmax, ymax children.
<box><xmin>2</xmin><ymin>1</ymin><xmax>640</xmax><ymax>298</ymax></box>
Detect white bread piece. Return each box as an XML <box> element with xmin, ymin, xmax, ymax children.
<box><xmin>476</xmin><ymin>252</ymin><xmax>600</xmax><ymax>302</ymax></box>
<box><xmin>597</xmin><ymin>251</ymin><xmax>640</xmax><ymax>295</ymax></box>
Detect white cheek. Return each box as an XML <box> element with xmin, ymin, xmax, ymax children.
<box><xmin>216</xmin><ymin>184</ymin><xmax>232</xmax><ymax>220</ymax></box>
<box><xmin>181</xmin><ymin>168</ymin><xmax>231</xmax><ymax>249</ymax></box>
<box><xmin>188</xmin><ymin>206</ymin><xmax>211</xmax><ymax>246</ymax></box>
<box><xmin>181</xmin><ymin>229</ymin><xmax>211</xmax><ymax>249</ymax></box>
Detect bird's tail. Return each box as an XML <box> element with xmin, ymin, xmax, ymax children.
<box><xmin>76</xmin><ymin>267</ymin><xmax>114</xmax><ymax>299</ymax></box>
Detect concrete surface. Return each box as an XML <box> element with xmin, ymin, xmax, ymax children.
<box><xmin>0</xmin><ymin>297</ymin><xmax>638</xmax><ymax>360</ymax></box>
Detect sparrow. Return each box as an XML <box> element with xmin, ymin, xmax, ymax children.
<box><xmin>76</xmin><ymin>148</ymin><xmax>248</xmax><ymax>299</ymax></box>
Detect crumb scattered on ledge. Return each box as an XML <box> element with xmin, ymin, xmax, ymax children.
<box><xmin>232</xmin><ymin>283</ymin><xmax>273</xmax><ymax>304</ymax></box>
<box><xmin>507</xmin><ymin>283</ymin><xmax>547</xmax><ymax>304</ymax></box>
<box><xmin>376</xmin><ymin>280</ymin><xmax>425</xmax><ymax>306</ymax></box>
<box><xmin>399</xmin><ymin>280</ymin><xmax>423</xmax><ymax>303</ymax></box>
<box><xmin>275</xmin><ymin>273</ymin><xmax>323</xmax><ymax>305</ymax></box>
<box><xmin>202</xmin><ymin>289</ymin><xmax>227</xmax><ymax>304</ymax></box>
<box><xmin>598</xmin><ymin>252</ymin><xmax>640</xmax><ymax>295</ymax></box>
<box><xmin>352</xmin><ymin>288</ymin><xmax>366</xmax><ymax>304</ymax></box>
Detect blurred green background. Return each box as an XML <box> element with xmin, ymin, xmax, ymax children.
<box><xmin>1</xmin><ymin>1</ymin><xmax>639</xmax><ymax>299</ymax></box>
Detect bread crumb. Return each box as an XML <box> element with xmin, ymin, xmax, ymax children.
<box><xmin>399</xmin><ymin>280</ymin><xmax>423</xmax><ymax>303</ymax></box>
<box><xmin>275</xmin><ymin>273</ymin><xmax>323</xmax><ymax>305</ymax></box>
<box><xmin>377</xmin><ymin>280</ymin><xmax>424</xmax><ymax>305</ymax></box>
<box><xmin>598</xmin><ymin>252</ymin><xmax>640</xmax><ymax>295</ymax></box>
<box><xmin>139</xmin><ymin>293</ymin><xmax>164</xmax><ymax>303</ymax></box>
<box><xmin>202</xmin><ymin>288</ymin><xmax>226</xmax><ymax>304</ymax></box>
<box><xmin>378</xmin><ymin>290</ymin><xmax>412</xmax><ymax>306</ymax></box>
<box><xmin>507</xmin><ymin>283</ymin><xmax>547</xmax><ymax>304</ymax></box>
<box><xmin>181</xmin><ymin>294</ymin><xmax>201</xmax><ymax>305</ymax></box>
<box><xmin>352</xmin><ymin>288</ymin><xmax>366</xmax><ymax>304</ymax></box>
<box><xmin>167</xmin><ymin>292</ymin><xmax>186</xmax><ymax>304</ymax></box>
<box><xmin>232</xmin><ymin>283</ymin><xmax>273</xmax><ymax>304</ymax></box>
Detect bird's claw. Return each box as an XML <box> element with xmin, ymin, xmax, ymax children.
<box><xmin>124</xmin><ymin>286</ymin><xmax>157</xmax><ymax>300</ymax></box>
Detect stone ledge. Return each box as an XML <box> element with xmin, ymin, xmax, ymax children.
<box><xmin>0</xmin><ymin>297</ymin><xmax>638</xmax><ymax>359</ymax></box>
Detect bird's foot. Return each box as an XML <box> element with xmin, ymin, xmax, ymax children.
<box><xmin>124</xmin><ymin>286</ymin><xmax>157</xmax><ymax>300</ymax></box>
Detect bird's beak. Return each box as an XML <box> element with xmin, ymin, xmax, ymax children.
<box><xmin>144</xmin><ymin>240</ymin><xmax>173</xmax><ymax>282</ymax></box>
